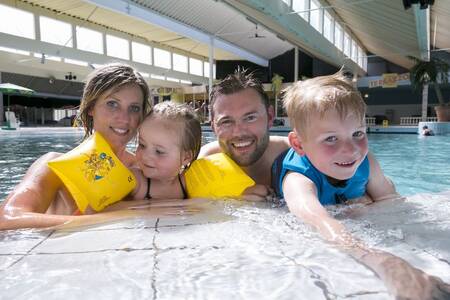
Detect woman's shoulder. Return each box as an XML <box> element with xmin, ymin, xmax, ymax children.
<box><xmin>29</xmin><ymin>152</ymin><xmax>63</xmax><ymax>168</ymax></box>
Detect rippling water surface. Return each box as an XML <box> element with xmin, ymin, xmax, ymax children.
<box><xmin>1</xmin><ymin>129</ymin><xmax>449</xmax><ymax>200</ymax></box>
<box><xmin>0</xmin><ymin>128</ymin><xmax>449</xmax><ymax>300</ymax></box>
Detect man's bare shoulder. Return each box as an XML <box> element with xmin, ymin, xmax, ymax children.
<box><xmin>199</xmin><ymin>141</ymin><xmax>221</xmax><ymax>158</ymax></box>
<box><xmin>268</xmin><ymin>135</ymin><xmax>290</xmax><ymax>152</ymax></box>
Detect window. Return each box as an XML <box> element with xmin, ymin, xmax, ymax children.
<box><xmin>351</xmin><ymin>42</ymin><xmax>358</xmax><ymax>62</ymax></box>
<box><xmin>180</xmin><ymin>79</ymin><xmax>192</xmax><ymax>85</ymax></box>
<box><xmin>173</xmin><ymin>53</ymin><xmax>188</xmax><ymax>73</ymax></box>
<box><xmin>151</xmin><ymin>74</ymin><xmax>165</xmax><ymax>80</ymax></box>
<box><xmin>334</xmin><ymin>22</ymin><xmax>343</xmax><ymax>50</ymax></box>
<box><xmin>292</xmin><ymin>0</ymin><xmax>308</xmax><ymax>21</ymax></box>
<box><xmin>76</xmin><ymin>26</ymin><xmax>103</xmax><ymax>54</ymax></box>
<box><xmin>189</xmin><ymin>58</ymin><xmax>203</xmax><ymax>76</ymax></box>
<box><xmin>166</xmin><ymin>77</ymin><xmax>180</xmax><ymax>83</ymax></box>
<box><xmin>34</xmin><ymin>53</ymin><xmax>61</xmax><ymax>62</ymax></box>
<box><xmin>132</xmin><ymin>42</ymin><xmax>152</xmax><ymax>65</ymax></box>
<box><xmin>106</xmin><ymin>35</ymin><xmax>129</xmax><ymax>60</ymax></box>
<box><xmin>40</xmin><ymin>16</ymin><xmax>72</xmax><ymax>47</ymax></box>
<box><xmin>0</xmin><ymin>4</ymin><xmax>34</xmax><ymax>39</ymax></box>
<box><xmin>0</xmin><ymin>46</ymin><xmax>30</xmax><ymax>56</ymax></box>
<box><xmin>309</xmin><ymin>0</ymin><xmax>321</xmax><ymax>33</ymax></box>
<box><xmin>204</xmin><ymin>62</ymin><xmax>216</xmax><ymax>79</ymax></box>
<box><xmin>343</xmin><ymin>33</ymin><xmax>351</xmax><ymax>57</ymax></box>
<box><xmin>358</xmin><ymin>46</ymin><xmax>364</xmax><ymax>67</ymax></box>
<box><xmin>154</xmin><ymin>48</ymin><xmax>171</xmax><ymax>69</ymax></box>
<box><xmin>64</xmin><ymin>58</ymin><xmax>88</xmax><ymax>67</ymax></box>
<box><xmin>323</xmin><ymin>11</ymin><xmax>333</xmax><ymax>42</ymax></box>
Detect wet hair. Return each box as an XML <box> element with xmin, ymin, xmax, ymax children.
<box><xmin>209</xmin><ymin>68</ymin><xmax>269</xmax><ymax>119</ymax></box>
<box><xmin>76</xmin><ymin>63</ymin><xmax>150</xmax><ymax>140</ymax></box>
<box><xmin>146</xmin><ymin>101</ymin><xmax>202</xmax><ymax>164</ymax></box>
<box><xmin>422</xmin><ymin>125</ymin><xmax>428</xmax><ymax>129</ymax></box>
<box><xmin>282</xmin><ymin>71</ymin><xmax>366</xmax><ymax>137</ymax></box>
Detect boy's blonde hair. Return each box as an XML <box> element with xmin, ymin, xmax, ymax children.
<box><xmin>147</xmin><ymin>101</ymin><xmax>202</xmax><ymax>163</ymax></box>
<box><xmin>282</xmin><ymin>71</ymin><xmax>366</xmax><ymax>136</ymax></box>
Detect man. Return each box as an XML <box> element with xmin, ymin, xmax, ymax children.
<box><xmin>199</xmin><ymin>68</ymin><xmax>290</xmax><ymax>190</ymax></box>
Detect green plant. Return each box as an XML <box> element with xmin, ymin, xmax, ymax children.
<box><xmin>409</xmin><ymin>56</ymin><xmax>450</xmax><ymax>106</ymax></box>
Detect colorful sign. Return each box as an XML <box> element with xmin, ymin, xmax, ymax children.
<box><xmin>368</xmin><ymin>73</ymin><xmax>410</xmax><ymax>88</ymax></box>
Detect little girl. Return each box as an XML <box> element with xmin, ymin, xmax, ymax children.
<box><xmin>131</xmin><ymin>101</ymin><xmax>202</xmax><ymax>200</ymax></box>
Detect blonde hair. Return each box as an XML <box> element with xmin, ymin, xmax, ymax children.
<box><xmin>282</xmin><ymin>71</ymin><xmax>366</xmax><ymax>135</ymax></box>
<box><xmin>146</xmin><ymin>101</ymin><xmax>202</xmax><ymax>163</ymax></box>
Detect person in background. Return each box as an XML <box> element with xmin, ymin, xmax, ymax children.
<box><xmin>421</xmin><ymin>125</ymin><xmax>434</xmax><ymax>136</ymax></box>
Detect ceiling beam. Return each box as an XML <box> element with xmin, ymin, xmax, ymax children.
<box><xmin>84</xmin><ymin>0</ymin><xmax>269</xmax><ymax>66</ymax></box>
<box><xmin>413</xmin><ymin>5</ymin><xmax>430</xmax><ymax>61</ymax></box>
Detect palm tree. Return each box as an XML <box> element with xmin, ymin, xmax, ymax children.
<box><xmin>409</xmin><ymin>56</ymin><xmax>450</xmax><ymax>121</ymax></box>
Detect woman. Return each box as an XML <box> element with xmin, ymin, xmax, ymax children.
<box><xmin>0</xmin><ymin>63</ymin><xmax>151</xmax><ymax>230</ymax></box>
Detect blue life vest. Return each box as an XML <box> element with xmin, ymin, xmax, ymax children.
<box><xmin>272</xmin><ymin>148</ymin><xmax>370</xmax><ymax>205</ymax></box>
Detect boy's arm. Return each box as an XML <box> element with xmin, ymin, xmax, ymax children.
<box><xmin>283</xmin><ymin>171</ymin><xmax>450</xmax><ymax>300</ymax></box>
<box><xmin>366</xmin><ymin>152</ymin><xmax>398</xmax><ymax>201</ymax></box>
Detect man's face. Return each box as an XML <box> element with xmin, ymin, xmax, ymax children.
<box><xmin>212</xmin><ymin>88</ymin><xmax>274</xmax><ymax>167</ymax></box>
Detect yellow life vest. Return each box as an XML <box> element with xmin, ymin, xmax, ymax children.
<box><xmin>185</xmin><ymin>153</ymin><xmax>255</xmax><ymax>198</ymax></box>
<box><xmin>48</xmin><ymin>132</ymin><xmax>136</xmax><ymax>213</ymax></box>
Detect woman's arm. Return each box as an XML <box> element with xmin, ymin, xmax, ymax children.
<box><xmin>282</xmin><ymin>171</ymin><xmax>450</xmax><ymax>300</ymax></box>
<box><xmin>0</xmin><ymin>152</ymin><xmax>72</xmax><ymax>229</ymax></box>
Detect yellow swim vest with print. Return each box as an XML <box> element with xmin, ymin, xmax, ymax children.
<box><xmin>185</xmin><ymin>153</ymin><xmax>255</xmax><ymax>198</ymax></box>
<box><xmin>48</xmin><ymin>132</ymin><xmax>136</xmax><ymax>213</ymax></box>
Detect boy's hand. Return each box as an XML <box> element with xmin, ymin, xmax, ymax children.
<box><xmin>360</xmin><ymin>251</ymin><xmax>450</xmax><ymax>300</ymax></box>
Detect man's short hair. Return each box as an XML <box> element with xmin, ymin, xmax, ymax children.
<box><xmin>282</xmin><ymin>71</ymin><xmax>366</xmax><ymax>135</ymax></box>
<box><xmin>209</xmin><ymin>68</ymin><xmax>269</xmax><ymax>119</ymax></box>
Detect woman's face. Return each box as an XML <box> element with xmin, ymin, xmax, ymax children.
<box><xmin>89</xmin><ymin>84</ymin><xmax>144</xmax><ymax>152</ymax></box>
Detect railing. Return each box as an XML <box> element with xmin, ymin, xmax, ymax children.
<box><xmin>365</xmin><ymin>117</ymin><xmax>376</xmax><ymax>126</ymax></box>
<box><xmin>400</xmin><ymin>117</ymin><xmax>438</xmax><ymax>125</ymax></box>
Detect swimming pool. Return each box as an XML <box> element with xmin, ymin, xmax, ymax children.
<box><xmin>1</xmin><ymin>128</ymin><xmax>449</xmax><ymax>299</ymax></box>
<box><xmin>1</xmin><ymin>128</ymin><xmax>449</xmax><ymax>200</ymax></box>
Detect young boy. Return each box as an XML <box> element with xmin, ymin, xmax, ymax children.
<box><xmin>272</xmin><ymin>72</ymin><xmax>450</xmax><ymax>299</ymax></box>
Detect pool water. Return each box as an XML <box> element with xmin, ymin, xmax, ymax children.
<box><xmin>0</xmin><ymin>128</ymin><xmax>449</xmax><ymax>300</ymax></box>
<box><xmin>1</xmin><ymin>129</ymin><xmax>449</xmax><ymax>201</ymax></box>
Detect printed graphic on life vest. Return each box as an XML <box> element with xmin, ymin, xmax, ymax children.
<box><xmin>82</xmin><ymin>151</ymin><xmax>115</xmax><ymax>182</ymax></box>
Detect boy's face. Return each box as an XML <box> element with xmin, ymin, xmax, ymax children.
<box><xmin>211</xmin><ymin>88</ymin><xmax>274</xmax><ymax>167</ymax></box>
<box><xmin>293</xmin><ymin>109</ymin><xmax>368</xmax><ymax>180</ymax></box>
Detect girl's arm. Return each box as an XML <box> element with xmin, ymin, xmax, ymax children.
<box><xmin>282</xmin><ymin>171</ymin><xmax>450</xmax><ymax>300</ymax></box>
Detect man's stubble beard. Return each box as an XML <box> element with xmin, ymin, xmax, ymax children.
<box><xmin>220</xmin><ymin>130</ymin><xmax>270</xmax><ymax>167</ymax></box>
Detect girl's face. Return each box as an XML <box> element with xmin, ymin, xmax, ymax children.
<box><xmin>136</xmin><ymin>116</ymin><xmax>192</xmax><ymax>181</ymax></box>
<box><xmin>90</xmin><ymin>84</ymin><xmax>144</xmax><ymax>152</ymax></box>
